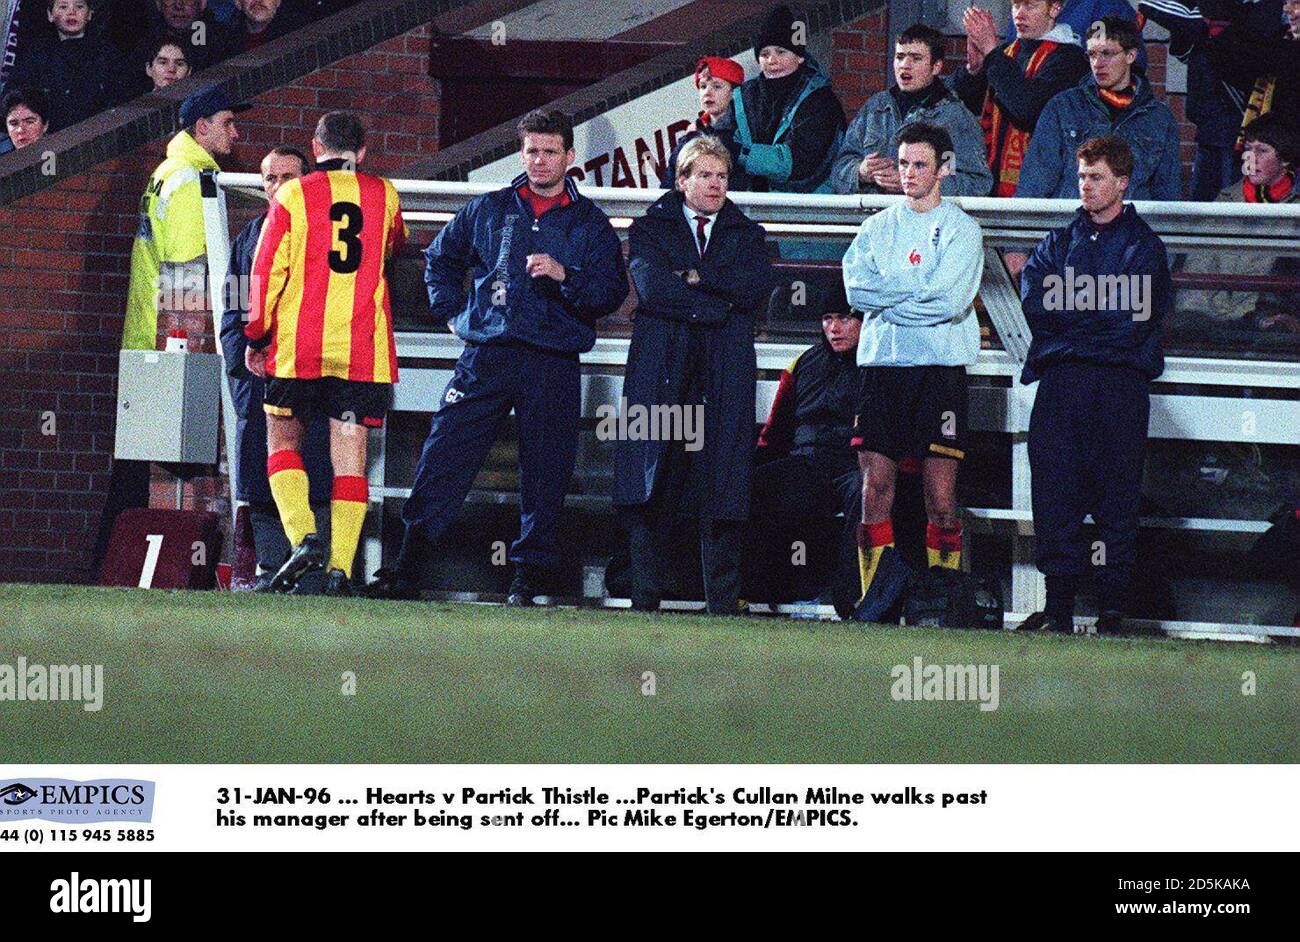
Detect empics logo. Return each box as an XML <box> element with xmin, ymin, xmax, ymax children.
<box><xmin>50</xmin><ymin>873</ymin><xmax>152</xmax><ymax>923</ymax></box>
<box><xmin>0</xmin><ymin>779</ymin><xmax>154</xmax><ymax>822</ymax></box>
<box><xmin>0</xmin><ymin>783</ymin><xmax>37</xmax><ymax>805</ymax></box>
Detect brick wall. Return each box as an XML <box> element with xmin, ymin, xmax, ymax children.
<box><xmin>830</xmin><ymin>9</ymin><xmax>891</xmax><ymax>117</ymax></box>
<box><xmin>0</xmin><ymin>22</ymin><xmax>440</xmax><ymax>585</ymax></box>
<box><xmin>829</xmin><ymin>12</ymin><xmax>1199</xmax><ymax>192</ymax></box>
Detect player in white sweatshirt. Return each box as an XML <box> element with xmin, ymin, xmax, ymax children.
<box><xmin>840</xmin><ymin>120</ymin><xmax>984</xmax><ymax>621</ymax></box>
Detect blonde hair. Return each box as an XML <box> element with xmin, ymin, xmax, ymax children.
<box><xmin>675</xmin><ymin>135</ymin><xmax>733</xmax><ymax>182</ymax></box>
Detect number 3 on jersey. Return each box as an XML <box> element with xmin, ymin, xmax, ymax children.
<box><xmin>329</xmin><ymin>201</ymin><xmax>364</xmax><ymax>274</ymax></box>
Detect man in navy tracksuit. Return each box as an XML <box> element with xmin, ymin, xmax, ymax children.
<box><xmin>1019</xmin><ymin>135</ymin><xmax>1171</xmax><ymax>635</ymax></box>
<box><xmin>220</xmin><ymin>146</ymin><xmax>332</xmax><ymax>584</ymax></box>
<box><xmin>367</xmin><ymin>110</ymin><xmax>628</xmax><ymax>603</ymax></box>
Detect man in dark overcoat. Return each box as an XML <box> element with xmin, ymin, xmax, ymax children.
<box><xmin>614</xmin><ymin>134</ymin><xmax>773</xmax><ymax>614</ymax></box>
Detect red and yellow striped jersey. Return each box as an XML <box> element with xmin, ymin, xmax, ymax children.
<box><xmin>246</xmin><ymin>167</ymin><xmax>407</xmax><ymax>382</ymax></box>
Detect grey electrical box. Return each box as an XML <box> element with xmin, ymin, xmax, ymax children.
<box><xmin>114</xmin><ymin>349</ymin><xmax>222</xmax><ymax>464</ymax></box>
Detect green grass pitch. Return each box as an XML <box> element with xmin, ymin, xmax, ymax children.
<box><xmin>1</xmin><ymin>584</ymin><xmax>1296</xmax><ymax>763</ymax></box>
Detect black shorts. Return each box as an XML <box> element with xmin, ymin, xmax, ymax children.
<box><xmin>263</xmin><ymin>377</ymin><xmax>392</xmax><ymax>428</ymax></box>
<box><xmin>851</xmin><ymin>365</ymin><xmax>967</xmax><ymax>462</ymax></box>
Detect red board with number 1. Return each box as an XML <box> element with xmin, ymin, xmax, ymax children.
<box><xmin>98</xmin><ymin>509</ymin><xmax>224</xmax><ymax>590</ymax></box>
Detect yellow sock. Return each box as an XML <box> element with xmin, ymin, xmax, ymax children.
<box><xmin>328</xmin><ymin>476</ymin><xmax>368</xmax><ymax>576</ymax></box>
<box><xmin>856</xmin><ymin>520</ymin><xmax>895</xmax><ymax>602</ymax></box>
<box><xmin>267</xmin><ymin>450</ymin><xmax>316</xmax><ymax>548</ymax></box>
<box><xmin>926</xmin><ymin>522</ymin><xmax>963</xmax><ymax>569</ymax></box>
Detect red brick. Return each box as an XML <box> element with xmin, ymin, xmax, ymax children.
<box><xmin>833</xmin><ymin>31</ymin><xmax>865</xmax><ymax>50</ymax></box>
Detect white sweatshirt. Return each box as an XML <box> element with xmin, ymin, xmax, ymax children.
<box><xmin>842</xmin><ymin>199</ymin><xmax>984</xmax><ymax>367</ymax></box>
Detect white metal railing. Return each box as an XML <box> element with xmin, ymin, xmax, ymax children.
<box><xmin>203</xmin><ymin>174</ymin><xmax>1300</xmax><ymax>639</ymax></box>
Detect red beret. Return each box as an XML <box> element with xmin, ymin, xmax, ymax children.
<box><xmin>695</xmin><ymin>56</ymin><xmax>744</xmax><ymax>88</ymax></box>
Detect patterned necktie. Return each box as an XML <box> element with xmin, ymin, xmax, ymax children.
<box><xmin>694</xmin><ymin>214</ymin><xmax>709</xmax><ymax>256</ymax></box>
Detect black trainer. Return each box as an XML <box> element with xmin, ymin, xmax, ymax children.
<box><xmin>362</xmin><ymin>566</ymin><xmax>422</xmax><ymax>600</ymax></box>
<box><xmin>1019</xmin><ymin>610</ymin><xmax>1073</xmax><ymax>633</ymax></box>
<box><xmin>265</xmin><ymin>534</ymin><xmax>326</xmax><ymax>593</ymax></box>
<box><xmin>323</xmin><ymin>569</ymin><xmax>352</xmax><ymax>597</ymax></box>
<box><xmin>507</xmin><ymin>568</ymin><xmax>545</xmax><ymax>607</ymax></box>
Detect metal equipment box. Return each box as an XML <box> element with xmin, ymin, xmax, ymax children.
<box><xmin>114</xmin><ymin>349</ymin><xmax>222</xmax><ymax>464</ymax></box>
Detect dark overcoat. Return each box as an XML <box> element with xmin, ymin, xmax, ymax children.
<box><xmin>613</xmin><ymin>190</ymin><xmax>772</xmax><ymax>520</ymax></box>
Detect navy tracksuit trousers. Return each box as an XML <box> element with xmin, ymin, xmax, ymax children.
<box><xmin>402</xmin><ymin>341</ymin><xmax>580</xmax><ymax>572</ymax></box>
<box><xmin>1028</xmin><ymin>362</ymin><xmax>1150</xmax><ymax>611</ymax></box>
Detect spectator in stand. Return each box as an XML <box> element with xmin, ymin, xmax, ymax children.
<box><xmin>1018</xmin><ymin>17</ymin><xmax>1182</xmax><ymax>200</ymax></box>
<box><xmin>145</xmin><ymin>40</ymin><xmax>191</xmax><ymax>91</ymax></box>
<box><xmin>952</xmin><ymin>0</ymin><xmax>1090</xmax><ymax>195</ymax></box>
<box><xmin>659</xmin><ymin>56</ymin><xmax>751</xmax><ymax>191</ymax></box>
<box><xmin>832</xmin><ymin>22</ymin><xmax>993</xmax><ymax>196</ymax></box>
<box><xmin>615</xmin><ymin>134</ymin><xmax>773</xmax><ymax>614</ymax></box>
<box><xmin>1211</xmin><ymin>0</ymin><xmax>1299</xmax><ymax>140</ymax></box>
<box><xmin>131</xmin><ymin>0</ymin><xmax>239</xmax><ymax>75</ymax></box>
<box><xmin>1018</xmin><ymin>136</ymin><xmax>1171</xmax><ymax>635</ymax></box>
<box><xmin>1137</xmin><ymin>1</ymin><xmax>1279</xmax><ymax>200</ymax></box>
<box><xmin>231</xmin><ymin>0</ymin><xmax>303</xmax><ymax>54</ymax></box>
<box><xmin>5</xmin><ymin>0</ymin><xmax>123</xmax><ymax>130</ymax></box>
<box><xmin>1</xmin><ymin>88</ymin><xmax>50</xmax><ymax>154</ymax></box>
<box><xmin>1177</xmin><ymin>113</ymin><xmax>1300</xmax><ymax>332</ymax></box>
<box><xmin>731</xmin><ymin>4</ymin><xmax>845</xmax><ymax>196</ymax></box>
<box><xmin>1018</xmin><ymin>0</ymin><xmax>1148</xmax><ymax>68</ymax></box>
<box><xmin>220</xmin><ymin>145</ymin><xmax>333</xmax><ymax>588</ymax></box>
<box><xmin>745</xmin><ymin>276</ymin><xmax>863</xmax><ymax>611</ymax></box>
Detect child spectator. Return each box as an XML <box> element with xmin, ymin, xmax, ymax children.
<box><xmin>1017</xmin><ymin>16</ymin><xmax>1182</xmax><ymax>200</ymax></box>
<box><xmin>1</xmin><ymin>87</ymin><xmax>51</xmax><ymax>153</ymax></box>
<box><xmin>1177</xmin><ymin>113</ymin><xmax>1300</xmax><ymax>333</ymax></box>
<box><xmin>833</xmin><ymin>22</ymin><xmax>993</xmax><ymax>196</ymax></box>
<box><xmin>1137</xmin><ymin>1</ymin><xmax>1278</xmax><ymax>200</ymax></box>
<box><xmin>731</xmin><ymin>4</ymin><xmax>845</xmax><ymax>196</ymax></box>
<box><xmin>5</xmin><ymin>0</ymin><xmax>123</xmax><ymax>130</ymax></box>
<box><xmin>660</xmin><ymin>56</ymin><xmax>752</xmax><ymax>190</ymax></box>
<box><xmin>130</xmin><ymin>0</ymin><xmax>239</xmax><ymax>75</ymax></box>
<box><xmin>145</xmin><ymin>40</ymin><xmax>191</xmax><ymax>90</ymax></box>
<box><xmin>952</xmin><ymin>1</ymin><xmax>1090</xmax><ymax>195</ymax></box>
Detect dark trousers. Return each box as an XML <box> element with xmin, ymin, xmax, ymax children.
<box><xmin>744</xmin><ymin>452</ymin><xmax>860</xmax><ymax>603</ymax></box>
<box><xmin>401</xmin><ymin>341</ymin><xmax>580</xmax><ymax>574</ymax></box>
<box><xmin>91</xmin><ymin>457</ymin><xmax>151</xmax><ymax>572</ymax></box>
<box><xmin>624</xmin><ymin>498</ymin><xmax>744</xmax><ymax>614</ymax></box>
<box><xmin>1029</xmin><ymin>363</ymin><xmax>1150</xmax><ymax>612</ymax></box>
<box><xmin>621</xmin><ymin>331</ymin><xmax>745</xmax><ymax>613</ymax></box>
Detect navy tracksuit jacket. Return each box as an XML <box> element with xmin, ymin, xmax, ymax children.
<box><xmin>406</xmin><ymin>174</ymin><xmax>628</xmax><ymax>571</ymax></box>
<box><xmin>1019</xmin><ymin>204</ymin><xmax>1170</xmax><ymax>604</ymax></box>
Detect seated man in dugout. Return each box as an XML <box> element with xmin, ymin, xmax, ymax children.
<box><xmin>743</xmin><ymin>277</ymin><xmax>863</xmax><ymax>610</ymax></box>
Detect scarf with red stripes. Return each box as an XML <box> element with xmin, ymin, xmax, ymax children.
<box><xmin>981</xmin><ymin>39</ymin><xmax>1059</xmax><ymax>196</ymax></box>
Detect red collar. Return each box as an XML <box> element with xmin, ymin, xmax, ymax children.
<box><xmin>518</xmin><ymin>183</ymin><xmax>572</xmax><ymax>218</ymax></box>
<box><xmin>1243</xmin><ymin>174</ymin><xmax>1294</xmax><ymax>203</ymax></box>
